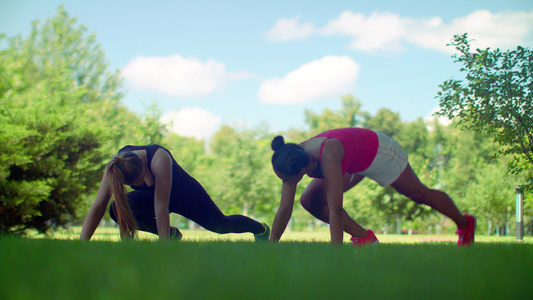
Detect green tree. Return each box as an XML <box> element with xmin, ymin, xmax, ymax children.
<box><xmin>464</xmin><ymin>158</ymin><xmax>525</xmax><ymax>235</ymax></box>
<box><xmin>0</xmin><ymin>7</ymin><xmax>131</xmax><ymax>234</ymax></box>
<box><xmin>200</xmin><ymin>126</ymin><xmax>277</xmax><ymax>220</ymax></box>
<box><xmin>441</xmin><ymin>124</ymin><xmax>499</xmax><ymax>200</ymax></box>
<box><xmin>363</xmin><ymin>108</ymin><xmax>403</xmax><ymax>137</ymax></box>
<box><xmin>437</xmin><ymin>33</ymin><xmax>533</xmax><ymax>188</ymax></box>
<box><xmin>161</xmin><ymin>133</ymin><xmax>206</xmax><ymax>175</ymax></box>
<box><xmin>140</xmin><ymin>103</ymin><xmax>166</xmax><ymax>145</ymax></box>
<box><xmin>304</xmin><ymin>95</ymin><xmax>368</xmax><ymax>135</ymax></box>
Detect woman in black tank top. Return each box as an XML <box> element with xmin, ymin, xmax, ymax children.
<box><xmin>80</xmin><ymin>144</ymin><xmax>269</xmax><ymax>241</ymax></box>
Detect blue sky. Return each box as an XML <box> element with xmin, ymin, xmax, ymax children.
<box><xmin>2</xmin><ymin>1</ymin><xmax>533</xmax><ymax>139</ymax></box>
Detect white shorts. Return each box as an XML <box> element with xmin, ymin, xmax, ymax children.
<box><xmin>355</xmin><ymin>131</ymin><xmax>408</xmax><ymax>186</ymax></box>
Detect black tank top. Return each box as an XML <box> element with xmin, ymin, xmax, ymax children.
<box><xmin>117</xmin><ymin>145</ymin><xmax>201</xmax><ymax>209</ymax></box>
<box><xmin>118</xmin><ymin>144</ymin><xmax>169</xmax><ymax>192</ymax></box>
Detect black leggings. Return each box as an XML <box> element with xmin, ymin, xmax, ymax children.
<box><xmin>109</xmin><ymin>177</ymin><xmax>264</xmax><ymax>235</ymax></box>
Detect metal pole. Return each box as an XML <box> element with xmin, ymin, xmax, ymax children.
<box><xmin>516</xmin><ymin>185</ymin><xmax>524</xmax><ymax>242</ymax></box>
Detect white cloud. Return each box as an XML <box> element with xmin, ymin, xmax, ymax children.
<box><xmin>258</xmin><ymin>56</ymin><xmax>359</xmax><ymax>104</ymax></box>
<box><xmin>160</xmin><ymin>108</ymin><xmax>221</xmax><ymax>140</ymax></box>
<box><xmin>321</xmin><ymin>11</ymin><xmax>408</xmax><ymax>53</ymax></box>
<box><xmin>439</xmin><ymin>10</ymin><xmax>533</xmax><ymax>51</ymax></box>
<box><xmin>122</xmin><ymin>55</ymin><xmax>250</xmax><ymax>96</ymax></box>
<box><xmin>267</xmin><ymin>9</ymin><xmax>533</xmax><ymax>54</ymax></box>
<box><xmin>264</xmin><ymin>15</ymin><xmax>315</xmax><ymax>41</ymax></box>
<box><xmin>424</xmin><ymin>106</ymin><xmax>452</xmax><ymax>127</ymax></box>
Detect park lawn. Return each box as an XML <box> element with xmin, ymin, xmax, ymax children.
<box><xmin>29</xmin><ymin>225</ymin><xmax>532</xmax><ymax>244</ymax></box>
<box><xmin>1</xmin><ymin>228</ymin><xmax>532</xmax><ymax>299</ymax></box>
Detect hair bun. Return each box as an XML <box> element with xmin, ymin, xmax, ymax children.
<box><xmin>286</xmin><ymin>156</ymin><xmax>303</xmax><ymax>174</ymax></box>
<box><xmin>271</xmin><ymin>135</ymin><xmax>285</xmax><ymax>151</ymax></box>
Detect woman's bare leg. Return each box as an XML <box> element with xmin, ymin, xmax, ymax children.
<box><xmin>300</xmin><ymin>175</ymin><xmax>369</xmax><ymax>238</ymax></box>
<box><xmin>391</xmin><ymin>164</ymin><xmax>469</xmax><ymax>229</ymax></box>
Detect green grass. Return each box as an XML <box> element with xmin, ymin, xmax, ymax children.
<box><xmin>27</xmin><ymin>225</ymin><xmax>532</xmax><ymax>244</ymax></box>
<box><xmin>2</xmin><ymin>228</ymin><xmax>532</xmax><ymax>299</ymax></box>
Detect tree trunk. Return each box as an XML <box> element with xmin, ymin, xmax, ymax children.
<box><xmin>505</xmin><ymin>221</ymin><xmax>510</xmax><ymax>236</ymax></box>
<box><xmin>395</xmin><ymin>214</ymin><xmax>402</xmax><ymax>235</ymax></box>
<box><xmin>242</xmin><ymin>201</ymin><xmax>249</xmax><ymax>217</ymax></box>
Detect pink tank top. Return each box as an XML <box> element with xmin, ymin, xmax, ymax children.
<box><xmin>311</xmin><ymin>128</ymin><xmax>379</xmax><ymax>174</ymax></box>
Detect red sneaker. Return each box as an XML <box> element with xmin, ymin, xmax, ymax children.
<box><xmin>456</xmin><ymin>214</ymin><xmax>476</xmax><ymax>247</ymax></box>
<box><xmin>351</xmin><ymin>230</ymin><xmax>379</xmax><ymax>246</ymax></box>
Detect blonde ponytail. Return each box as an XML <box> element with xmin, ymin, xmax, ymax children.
<box><xmin>106</xmin><ymin>152</ymin><xmax>143</xmax><ymax>239</ymax></box>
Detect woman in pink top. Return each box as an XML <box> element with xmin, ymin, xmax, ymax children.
<box><xmin>269</xmin><ymin>128</ymin><xmax>475</xmax><ymax>246</ymax></box>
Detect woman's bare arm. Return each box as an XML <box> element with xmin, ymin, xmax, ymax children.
<box><xmin>270</xmin><ymin>181</ymin><xmax>297</xmax><ymax>242</ymax></box>
<box><xmin>319</xmin><ymin>139</ymin><xmax>345</xmax><ymax>245</ymax></box>
<box><xmin>151</xmin><ymin>149</ymin><xmax>173</xmax><ymax>240</ymax></box>
<box><xmin>80</xmin><ymin>171</ymin><xmax>112</xmax><ymax>240</ymax></box>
